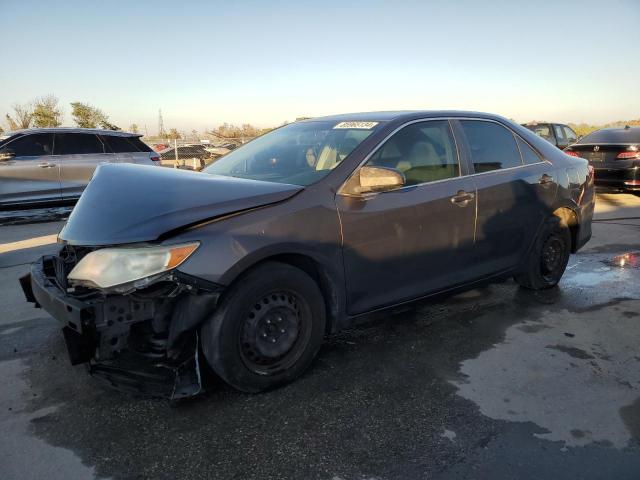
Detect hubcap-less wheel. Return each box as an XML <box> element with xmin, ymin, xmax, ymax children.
<box><xmin>541</xmin><ymin>235</ymin><xmax>565</xmax><ymax>281</ymax></box>
<box><xmin>240</xmin><ymin>291</ymin><xmax>311</xmax><ymax>375</ymax></box>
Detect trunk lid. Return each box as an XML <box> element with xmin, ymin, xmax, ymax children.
<box><xmin>59</xmin><ymin>163</ymin><xmax>303</xmax><ymax>245</ymax></box>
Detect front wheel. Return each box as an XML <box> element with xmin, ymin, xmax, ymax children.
<box><xmin>514</xmin><ymin>216</ymin><xmax>571</xmax><ymax>290</ymax></box>
<box><xmin>201</xmin><ymin>262</ymin><xmax>326</xmax><ymax>393</ymax></box>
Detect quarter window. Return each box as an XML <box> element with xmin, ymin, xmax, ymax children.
<box><xmin>367</xmin><ymin>120</ymin><xmax>459</xmax><ymax>185</ymax></box>
<box><xmin>460</xmin><ymin>121</ymin><xmax>522</xmax><ymax>173</ymax></box>
<box><xmin>516</xmin><ymin>137</ymin><xmax>542</xmax><ymax>165</ymax></box>
<box><xmin>54</xmin><ymin>133</ymin><xmax>105</xmax><ymax>155</ymax></box>
<box><xmin>0</xmin><ymin>133</ymin><xmax>54</xmax><ymax>157</ymax></box>
<box><xmin>101</xmin><ymin>135</ymin><xmax>151</xmax><ymax>153</ymax></box>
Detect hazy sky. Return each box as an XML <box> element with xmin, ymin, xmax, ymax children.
<box><xmin>1</xmin><ymin>0</ymin><xmax>638</xmax><ymax>133</ymax></box>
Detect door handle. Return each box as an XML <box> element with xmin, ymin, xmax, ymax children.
<box><xmin>38</xmin><ymin>162</ymin><xmax>56</xmax><ymax>168</ymax></box>
<box><xmin>450</xmin><ymin>190</ymin><xmax>475</xmax><ymax>206</ymax></box>
<box><xmin>539</xmin><ymin>174</ymin><xmax>553</xmax><ymax>185</ymax></box>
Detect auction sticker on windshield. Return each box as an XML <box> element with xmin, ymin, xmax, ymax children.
<box><xmin>334</xmin><ymin>121</ymin><xmax>378</xmax><ymax>129</ymax></box>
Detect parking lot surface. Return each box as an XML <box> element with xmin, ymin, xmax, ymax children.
<box><xmin>1</xmin><ymin>193</ymin><xmax>639</xmax><ymax>480</ymax></box>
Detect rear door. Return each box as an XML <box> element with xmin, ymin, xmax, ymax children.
<box><xmin>0</xmin><ymin>133</ymin><xmax>60</xmax><ymax>205</ymax></box>
<box><xmin>337</xmin><ymin>120</ymin><xmax>477</xmax><ymax>314</ymax></box>
<box><xmin>455</xmin><ymin>119</ymin><xmax>557</xmax><ymax>275</ymax></box>
<box><xmin>55</xmin><ymin>132</ymin><xmax>112</xmax><ymax>199</ymax></box>
<box><xmin>101</xmin><ymin>135</ymin><xmax>153</xmax><ymax>166</ymax></box>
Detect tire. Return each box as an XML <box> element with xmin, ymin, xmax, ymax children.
<box><xmin>201</xmin><ymin>262</ymin><xmax>326</xmax><ymax>393</ymax></box>
<box><xmin>514</xmin><ymin>216</ymin><xmax>571</xmax><ymax>290</ymax></box>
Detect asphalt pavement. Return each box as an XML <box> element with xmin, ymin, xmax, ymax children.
<box><xmin>1</xmin><ymin>193</ymin><xmax>639</xmax><ymax>480</ymax></box>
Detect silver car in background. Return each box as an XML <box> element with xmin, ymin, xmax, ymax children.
<box><xmin>0</xmin><ymin>128</ymin><xmax>160</xmax><ymax>207</ymax></box>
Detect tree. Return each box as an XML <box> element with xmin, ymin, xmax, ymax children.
<box><xmin>167</xmin><ymin>128</ymin><xmax>181</xmax><ymax>140</ymax></box>
<box><xmin>32</xmin><ymin>95</ymin><xmax>62</xmax><ymax>127</ymax></box>
<box><xmin>129</xmin><ymin>123</ymin><xmax>140</xmax><ymax>134</ymax></box>
<box><xmin>5</xmin><ymin>114</ymin><xmax>19</xmax><ymax>131</ymax></box>
<box><xmin>71</xmin><ymin>102</ymin><xmax>104</xmax><ymax>128</ymax></box>
<box><xmin>6</xmin><ymin>102</ymin><xmax>34</xmax><ymax>130</ymax></box>
<box><xmin>99</xmin><ymin>119</ymin><xmax>121</xmax><ymax>131</ymax></box>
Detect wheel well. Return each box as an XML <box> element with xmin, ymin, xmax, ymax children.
<box><xmin>553</xmin><ymin>207</ymin><xmax>579</xmax><ymax>253</ymax></box>
<box><xmin>233</xmin><ymin>253</ymin><xmax>340</xmax><ymax>334</ymax></box>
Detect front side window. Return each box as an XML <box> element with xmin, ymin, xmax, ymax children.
<box><xmin>0</xmin><ymin>133</ymin><xmax>54</xmax><ymax>157</ymax></box>
<box><xmin>367</xmin><ymin>120</ymin><xmax>459</xmax><ymax>185</ymax></box>
<box><xmin>204</xmin><ymin>121</ymin><xmax>379</xmax><ymax>186</ymax></box>
<box><xmin>54</xmin><ymin>133</ymin><xmax>105</xmax><ymax>155</ymax></box>
<box><xmin>460</xmin><ymin>120</ymin><xmax>522</xmax><ymax>173</ymax></box>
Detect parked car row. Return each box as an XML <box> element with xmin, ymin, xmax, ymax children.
<box><xmin>0</xmin><ymin>128</ymin><xmax>159</xmax><ymax>207</ymax></box>
<box><xmin>21</xmin><ymin>111</ymin><xmax>595</xmax><ymax>399</ymax></box>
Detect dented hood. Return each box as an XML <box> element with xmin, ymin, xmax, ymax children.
<box><xmin>59</xmin><ymin>163</ymin><xmax>303</xmax><ymax>246</ymax></box>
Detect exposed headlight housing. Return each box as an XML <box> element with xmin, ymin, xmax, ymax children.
<box><xmin>67</xmin><ymin>242</ymin><xmax>199</xmax><ymax>290</ymax></box>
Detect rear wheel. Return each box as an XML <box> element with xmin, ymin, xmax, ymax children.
<box><xmin>201</xmin><ymin>262</ymin><xmax>326</xmax><ymax>393</ymax></box>
<box><xmin>514</xmin><ymin>216</ymin><xmax>571</xmax><ymax>290</ymax></box>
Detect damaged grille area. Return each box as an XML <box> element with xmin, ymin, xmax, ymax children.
<box><xmin>39</xmin><ymin>245</ymin><xmax>223</xmax><ymax>400</ymax></box>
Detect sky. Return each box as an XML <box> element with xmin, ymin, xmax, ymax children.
<box><xmin>1</xmin><ymin>0</ymin><xmax>639</xmax><ymax>133</ymax></box>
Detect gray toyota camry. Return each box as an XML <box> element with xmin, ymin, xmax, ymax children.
<box><xmin>21</xmin><ymin>111</ymin><xmax>595</xmax><ymax>399</ymax></box>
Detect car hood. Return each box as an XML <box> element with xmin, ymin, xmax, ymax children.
<box><xmin>59</xmin><ymin>163</ymin><xmax>303</xmax><ymax>246</ymax></box>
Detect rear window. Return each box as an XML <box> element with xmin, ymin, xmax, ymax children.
<box><xmin>101</xmin><ymin>135</ymin><xmax>152</xmax><ymax>153</ymax></box>
<box><xmin>580</xmin><ymin>128</ymin><xmax>640</xmax><ymax>144</ymax></box>
<box><xmin>524</xmin><ymin>124</ymin><xmax>554</xmax><ymax>141</ymax></box>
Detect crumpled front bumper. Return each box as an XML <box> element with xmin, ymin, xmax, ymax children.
<box><xmin>21</xmin><ymin>255</ymin><xmax>221</xmax><ymax>400</ymax></box>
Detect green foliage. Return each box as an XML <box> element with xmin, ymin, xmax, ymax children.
<box><xmin>568</xmin><ymin>119</ymin><xmax>640</xmax><ymax>137</ymax></box>
<box><xmin>71</xmin><ymin>102</ymin><xmax>105</xmax><ymax>128</ymax></box>
<box><xmin>32</xmin><ymin>95</ymin><xmax>62</xmax><ymax>127</ymax></box>
<box><xmin>129</xmin><ymin>123</ymin><xmax>140</xmax><ymax>134</ymax></box>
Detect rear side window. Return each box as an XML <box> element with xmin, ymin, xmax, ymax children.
<box><xmin>367</xmin><ymin>120</ymin><xmax>459</xmax><ymax>185</ymax></box>
<box><xmin>554</xmin><ymin>125</ymin><xmax>566</xmax><ymax>143</ymax></box>
<box><xmin>0</xmin><ymin>133</ymin><xmax>54</xmax><ymax>157</ymax></box>
<box><xmin>460</xmin><ymin>121</ymin><xmax>522</xmax><ymax>173</ymax></box>
<box><xmin>516</xmin><ymin>137</ymin><xmax>542</xmax><ymax>165</ymax></box>
<box><xmin>54</xmin><ymin>133</ymin><xmax>105</xmax><ymax>155</ymax></box>
<box><xmin>526</xmin><ymin>124</ymin><xmax>553</xmax><ymax>141</ymax></box>
<box><xmin>563</xmin><ymin>126</ymin><xmax>577</xmax><ymax>143</ymax></box>
<box><xmin>101</xmin><ymin>135</ymin><xmax>151</xmax><ymax>153</ymax></box>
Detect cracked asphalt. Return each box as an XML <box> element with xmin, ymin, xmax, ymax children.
<box><xmin>1</xmin><ymin>193</ymin><xmax>639</xmax><ymax>480</ymax></box>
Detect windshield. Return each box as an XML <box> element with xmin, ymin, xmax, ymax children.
<box><xmin>203</xmin><ymin>120</ymin><xmax>380</xmax><ymax>186</ymax></box>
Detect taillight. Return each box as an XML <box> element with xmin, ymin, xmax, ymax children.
<box><xmin>565</xmin><ymin>151</ymin><xmax>580</xmax><ymax>157</ymax></box>
<box><xmin>616</xmin><ymin>151</ymin><xmax>640</xmax><ymax>160</ymax></box>
<box><xmin>588</xmin><ymin>165</ymin><xmax>594</xmax><ymax>179</ymax></box>
<box><xmin>150</xmin><ymin>154</ymin><xmax>161</xmax><ymax>163</ymax></box>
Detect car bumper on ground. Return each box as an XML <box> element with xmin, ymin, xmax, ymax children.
<box><xmin>21</xmin><ymin>255</ymin><xmax>222</xmax><ymax>400</ymax></box>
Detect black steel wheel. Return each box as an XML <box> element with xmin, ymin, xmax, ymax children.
<box><xmin>201</xmin><ymin>262</ymin><xmax>326</xmax><ymax>393</ymax></box>
<box><xmin>514</xmin><ymin>216</ymin><xmax>571</xmax><ymax>290</ymax></box>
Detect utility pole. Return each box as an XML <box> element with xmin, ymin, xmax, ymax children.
<box><xmin>158</xmin><ymin>109</ymin><xmax>165</xmax><ymax>138</ymax></box>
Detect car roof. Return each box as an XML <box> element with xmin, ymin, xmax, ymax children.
<box><xmin>4</xmin><ymin>127</ymin><xmax>141</xmax><ymax>137</ymax></box>
<box><xmin>302</xmin><ymin>110</ymin><xmax>509</xmax><ymax>123</ymax></box>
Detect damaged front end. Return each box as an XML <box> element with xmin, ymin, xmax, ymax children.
<box><xmin>21</xmin><ymin>244</ymin><xmax>222</xmax><ymax>400</ymax></box>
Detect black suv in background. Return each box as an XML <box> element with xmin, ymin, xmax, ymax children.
<box><xmin>523</xmin><ymin>122</ymin><xmax>578</xmax><ymax>150</ymax></box>
<box><xmin>0</xmin><ymin>128</ymin><xmax>160</xmax><ymax>207</ymax></box>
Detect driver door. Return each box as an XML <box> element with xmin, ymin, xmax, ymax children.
<box><xmin>0</xmin><ymin>133</ymin><xmax>60</xmax><ymax>205</ymax></box>
<box><xmin>336</xmin><ymin>120</ymin><xmax>477</xmax><ymax>315</ymax></box>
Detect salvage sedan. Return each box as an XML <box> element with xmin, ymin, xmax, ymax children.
<box><xmin>21</xmin><ymin>111</ymin><xmax>595</xmax><ymax>399</ymax></box>
<box><xmin>564</xmin><ymin>126</ymin><xmax>640</xmax><ymax>192</ymax></box>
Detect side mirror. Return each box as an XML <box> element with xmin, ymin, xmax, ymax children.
<box><xmin>340</xmin><ymin>165</ymin><xmax>406</xmax><ymax>196</ymax></box>
<box><xmin>0</xmin><ymin>150</ymin><xmax>15</xmax><ymax>161</ymax></box>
